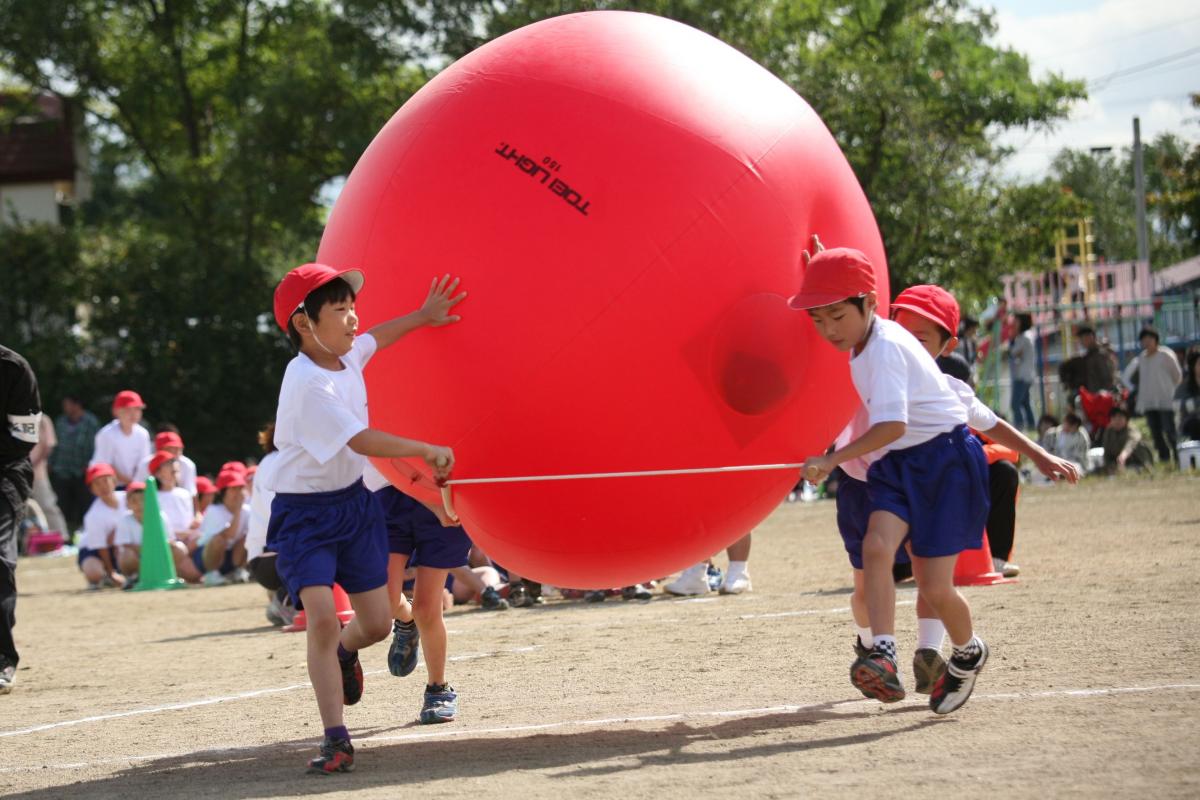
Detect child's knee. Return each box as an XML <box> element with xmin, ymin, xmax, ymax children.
<box><xmin>917</xmin><ymin>582</ymin><xmax>959</xmax><ymax>608</ymax></box>
<box><xmin>861</xmin><ymin>534</ymin><xmax>894</xmax><ymax>562</ymax></box>
<box><xmin>306</xmin><ymin>610</ymin><xmax>342</xmax><ymax>641</ymax></box>
<box><xmin>413</xmin><ymin>599</ymin><xmax>443</xmax><ymax>628</ymax></box>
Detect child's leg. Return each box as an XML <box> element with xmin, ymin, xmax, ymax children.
<box><xmin>911</xmin><ymin>555</ymin><xmax>972</xmax><ymax>645</ymax></box>
<box><xmin>342</xmin><ymin>584</ymin><xmax>393</xmax><ymax>651</ymax></box>
<box><xmin>449</xmin><ymin>565</ymin><xmax>487</xmax><ymax>604</ymax></box>
<box><xmin>861</xmin><ymin>511</ymin><xmax>909</xmax><ymax>639</ymax></box>
<box><xmin>386</xmin><ymin>554</ymin><xmax>413</xmax><ymax>622</ymax></box>
<box><xmin>413</xmin><ymin>567</ymin><xmax>451</xmax><ymax>686</ymax></box>
<box><xmin>299</xmin><ymin>585</ymin><xmax>346</xmax><ymax>731</ymax></box>
<box><xmin>80</xmin><ymin>555</ymin><xmax>106</xmax><ymax>584</ymax></box>
<box><xmin>118</xmin><ymin>547</ymin><xmax>139</xmax><ymax>576</ymax></box>
<box><xmin>850</xmin><ymin>568</ymin><xmax>871</xmax><ymax>640</ymax></box>
<box><xmin>172</xmin><ymin>542</ymin><xmax>202</xmax><ymax>583</ymax></box>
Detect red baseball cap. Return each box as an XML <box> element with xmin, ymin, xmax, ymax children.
<box><xmin>273</xmin><ymin>262</ymin><xmax>365</xmax><ymax>332</ymax></box>
<box><xmin>85</xmin><ymin>463</ymin><xmax>116</xmax><ymax>486</ymax></box>
<box><xmin>126</xmin><ymin>481</ymin><xmax>146</xmax><ymax>493</ymax></box>
<box><xmin>788</xmin><ymin>248</ymin><xmax>877</xmax><ymax>310</ymax></box>
<box><xmin>220</xmin><ymin>460</ymin><xmax>247</xmax><ymax>475</ymax></box>
<box><xmin>112</xmin><ymin>390</ymin><xmax>146</xmax><ymax>410</ymax></box>
<box><xmin>155</xmin><ymin>431</ymin><xmax>184</xmax><ymax>450</ymax></box>
<box><xmin>216</xmin><ymin>470</ymin><xmax>247</xmax><ymax>490</ymax></box>
<box><xmin>195</xmin><ymin>475</ymin><xmax>217</xmax><ymax>496</ymax></box>
<box><xmin>892</xmin><ymin>284</ymin><xmax>960</xmax><ymax>339</ymax></box>
<box><xmin>245</xmin><ymin>465</ymin><xmax>258</xmax><ymax>477</ymax></box>
<box><xmin>149</xmin><ymin>450</ymin><xmax>177</xmax><ymax>475</ymax></box>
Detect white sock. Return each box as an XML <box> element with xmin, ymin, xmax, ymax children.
<box><xmin>917</xmin><ymin>618</ymin><xmax>946</xmax><ymax>651</ymax></box>
<box><xmin>872</xmin><ymin>634</ymin><xmax>897</xmax><ymax>661</ymax></box>
<box><xmin>726</xmin><ymin>560</ymin><xmax>748</xmax><ymax>580</ymax></box>
<box><xmin>855</xmin><ymin>625</ymin><xmax>873</xmax><ymax>647</ymax></box>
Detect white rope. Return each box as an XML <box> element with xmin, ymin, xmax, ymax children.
<box><xmin>437</xmin><ymin>462</ymin><xmax>806</xmax><ymax>523</ymax></box>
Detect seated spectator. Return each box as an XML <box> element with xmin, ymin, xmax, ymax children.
<box><xmin>195</xmin><ymin>475</ymin><xmax>218</xmax><ymax>515</ymax></box>
<box><xmin>1045</xmin><ymin>412</ymin><xmax>1091</xmax><ymax>474</ymax></box>
<box><xmin>115</xmin><ymin>482</ymin><xmax>202</xmax><ymax>584</ymax></box>
<box><xmin>195</xmin><ymin>469</ymin><xmax>250</xmax><ymax>585</ymax></box>
<box><xmin>134</xmin><ymin>427</ymin><xmax>198</xmax><ymax>496</ymax></box>
<box><xmin>1176</xmin><ymin>346</ymin><xmax>1200</xmax><ymax>442</ymax></box>
<box><xmin>1036</xmin><ymin>414</ymin><xmax>1060</xmax><ymax>452</ymax></box>
<box><xmin>149</xmin><ymin>450</ymin><xmax>201</xmax><ymax>547</ymax></box>
<box><xmin>78</xmin><ymin>463</ymin><xmax>126</xmax><ymax>589</ymax></box>
<box><xmin>1101</xmin><ymin>407</ymin><xmax>1154</xmax><ymax>474</ymax></box>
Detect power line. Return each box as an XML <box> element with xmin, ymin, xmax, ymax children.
<box><xmin>1088</xmin><ymin>45</ymin><xmax>1200</xmax><ymax>89</ymax></box>
<box><xmin>1050</xmin><ymin>12</ymin><xmax>1200</xmax><ymax>60</ymax></box>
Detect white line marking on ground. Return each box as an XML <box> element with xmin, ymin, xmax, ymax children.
<box><xmin>740</xmin><ymin>600</ymin><xmax>915</xmax><ymax>620</ymax></box>
<box><xmin>3</xmin><ymin>683</ymin><xmax>1198</xmax><ymax>773</ymax></box>
<box><xmin>0</xmin><ymin>645</ymin><xmax>541</xmax><ymax>739</ymax></box>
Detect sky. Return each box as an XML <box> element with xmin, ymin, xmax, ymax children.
<box><xmin>975</xmin><ymin>0</ymin><xmax>1200</xmax><ymax>179</ymax></box>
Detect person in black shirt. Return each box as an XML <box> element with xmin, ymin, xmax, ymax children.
<box><xmin>1</xmin><ymin>344</ymin><xmax>41</xmax><ymax>694</ymax></box>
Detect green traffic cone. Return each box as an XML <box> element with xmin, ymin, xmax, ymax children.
<box><xmin>133</xmin><ymin>476</ymin><xmax>187</xmax><ymax>591</ymax></box>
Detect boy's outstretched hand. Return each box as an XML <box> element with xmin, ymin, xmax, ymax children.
<box><xmin>802</xmin><ymin>454</ymin><xmax>835</xmax><ymax>484</ymax></box>
<box><xmin>1030</xmin><ymin>450</ymin><xmax>1081</xmax><ymax>484</ymax></box>
<box><xmin>425</xmin><ymin>444</ymin><xmax>455</xmax><ymax>482</ymax></box>
<box><xmin>421</xmin><ymin>274</ymin><xmax>467</xmax><ymax>327</ymax></box>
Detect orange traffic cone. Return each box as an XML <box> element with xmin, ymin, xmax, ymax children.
<box><xmin>953</xmin><ymin>531</ymin><xmax>1017</xmax><ymax>587</ymax></box>
<box><xmin>282</xmin><ymin>583</ymin><xmax>357</xmax><ymax>633</ymax></box>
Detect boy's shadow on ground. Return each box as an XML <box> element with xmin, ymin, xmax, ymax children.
<box><xmin>5</xmin><ymin>701</ymin><xmax>943</xmax><ymax>799</ymax></box>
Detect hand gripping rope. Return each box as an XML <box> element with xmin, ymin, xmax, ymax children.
<box><xmin>437</xmin><ymin>462</ymin><xmax>808</xmax><ymax>523</ymax></box>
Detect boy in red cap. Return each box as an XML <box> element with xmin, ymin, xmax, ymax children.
<box><xmin>115</xmin><ymin>481</ymin><xmax>199</xmax><ymax>583</ymax></box>
<box><xmin>892</xmin><ymin>285</ymin><xmax>1079</xmax><ymax>578</ymax></box>
<box><xmin>78</xmin><ymin>463</ymin><xmax>127</xmax><ymax>589</ymax></box>
<box><xmin>267</xmin><ymin>263</ymin><xmax>463</xmax><ymax>774</ymax></box>
<box><xmin>91</xmin><ymin>390</ymin><xmax>152</xmax><ymax>487</ymax></box>
<box><xmin>795</xmin><ymin>245</ymin><xmax>993</xmax><ymax>714</ymax></box>
<box><xmin>195</xmin><ymin>468</ymin><xmax>250</xmax><ymax>584</ymax></box>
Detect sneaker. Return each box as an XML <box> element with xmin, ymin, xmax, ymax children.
<box><xmin>266</xmin><ymin>598</ymin><xmax>285</xmax><ymax>627</ymax></box>
<box><xmin>665</xmin><ymin>564</ymin><xmax>711</xmax><ymax>596</ymax></box>
<box><xmin>122</xmin><ymin>573</ymin><xmax>139</xmax><ymax>591</ymax></box>
<box><xmin>912</xmin><ymin>648</ymin><xmax>947</xmax><ymax>695</ymax></box>
<box><xmin>719</xmin><ymin>570</ymin><xmax>752</xmax><ymax>595</ymax></box>
<box><xmin>387</xmin><ymin>619</ymin><xmax>420</xmax><ymax>677</ymax></box>
<box><xmin>420</xmin><ymin>683</ymin><xmax>458</xmax><ymax>724</ymax></box>
<box><xmin>993</xmin><ymin>557</ymin><xmax>1020</xmax><ymax>577</ymax></box>
<box><xmin>203</xmin><ymin>570</ymin><xmax>226</xmax><ymax>587</ymax></box>
<box><xmin>86</xmin><ymin>580</ymin><xmax>101</xmax><ymax>591</ymax></box>
<box><xmin>228</xmin><ymin>567</ymin><xmax>250</xmax><ymax>584</ymax></box>
<box><xmin>930</xmin><ymin>639</ymin><xmax>989</xmax><ymax>715</ymax></box>
<box><xmin>850</xmin><ymin>649</ymin><xmax>906</xmax><ymax>703</ymax></box>
<box><xmin>266</xmin><ymin>592</ymin><xmax>297</xmax><ymax>627</ymax></box>
<box><xmin>340</xmin><ymin>650</ymin><xmax>364</xmax><ymax>705</ymax></box>
<box><xmin>307</xmin><ymin>736</ymin><xmax>354</xmax><ymax>775</ymax></box>
<box><xmin>480</xmin><ymin>585</ymin><xmax>510</xmax><ymax>611</ymax></box>
<box><xmin>851</xmin><ymin>637</ymin><xmax>872</xmax><ymax>697</ymax></box>
<box><xmin>584</xmin><ymin>590</ymin><xmax>606</xmax><ymax>603</ymax></box>
<box><xmin>706</xmin><ymin>563</ymin><xmax>724</xmax><ymax>592</ymax></box>
<box><xmin>523</xmin><ymin>580</ymin><xmax>546</xmax><ymax>605</ymax></box>
<box><xmin>507</xmin><ymin>582</ymin><xmax>533</xmax><ymax>608</ymax></box>
<box><xmin>621</xmin><ymin>583</ymin><xmax>653</xmax><ymax>601</ymax></box>
<box><xmin>0</xmin><ymin>659</ymin><xmax>14</xmax><ymax>695</ymax></box>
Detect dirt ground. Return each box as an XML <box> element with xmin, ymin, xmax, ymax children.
<box><xmin>2</xmin><ymin>474</ymin><xmax>1199</xmax><ymax>799</ymax></box>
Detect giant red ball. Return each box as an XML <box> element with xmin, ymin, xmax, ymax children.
<box><xmin>318</xmin><ymin>11</ymin><xmax>889</xmax><ymax>588</ymax></box>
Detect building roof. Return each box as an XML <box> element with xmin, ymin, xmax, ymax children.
<box><xmin>0</xmin><ymin>92</ymin><xmax>78</xmax><ymax>184</ymax></box>
<box><xmin>1153</xmin><ymin>255</ymin><xmax>1200</xmax><ymax>293</ymax></box>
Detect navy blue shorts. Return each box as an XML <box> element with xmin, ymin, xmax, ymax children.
<box><xmin>836</xmin><ymin>475</ymin><xmax>909</xmax><ymax>569</ymax></box>
<box><xmin>866</xmin><ymin>425</ymin><xmax>990</xmax><ymax>559</ymax></box>
<box><xmin>267</xmin><ymin>479</ymin><xmax>389</xmax><ymax>602</ymax></box>
<box><xmin>192</xmin><ymin>546</ymin><xmax>237</xmax><ymax>575</ymax></box>
<box><xmin>375</xmin><ymin>485</ymin><xmax>471</xmax><ymax>570</ymax></box>
<box><xmin>78</xmin><ymin>546</ymin><xmax>119</xmax><ymax>570</ymax></box>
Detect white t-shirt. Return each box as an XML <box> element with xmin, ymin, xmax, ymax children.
<box><xmin>134</xmin><ymin>452</ymin><xmax>198</xmax><ymax>495</ymax></box>
<box><xmin>246</xmin><ymin>451</ymin><xmax>279</xmax><ymax>561</ymax></box>
<box><xmin>157</xmin><ymin>487</ymin><xmax>196</xmax><ymax>536</ymax></box>
<box><xmin>115</xmin><ymin>510</ymin><xmax>175</xmax><ymax>547</ymax></box>
<box><xmin>362</xmin><ymin>461</ymin><xmax>391</xmax><ymax>492</ymax></box>
<box><xmin>1010</xmin><ymin>329</ymin><xmax>1037</xmax><ymax>383</ymax></box>
<box><xmin>268</xmin><ymin>334</ymin><xmax>377</xmax><ymax>494</ymax></box>
<box><xmin>849</xmin><ymin>318</ymin><xmax>967</xmax><ymax>453</ymax></box>
<box><xmin>91</xmin><ymin>421</ymin><xmax>153</xmax><ymax>481</ymax></box>
<box><xmin>80</xmin><ymin>492</ymin><xmax>127</xmax><ymax>550</ymax></box>
<box><xmin>199</xmin><ymin>502</ymin><xmax>250</xmax><ymax>551</ymax></box>
<box><xmin>945</xmin><ymin>376</ymin><xmax>999</xmax><ymax>432</ymax></box>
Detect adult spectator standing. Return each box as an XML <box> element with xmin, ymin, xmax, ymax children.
<box><xmin>91</xmin><ymin>390</ymin><xmax>152</xmax><ymax>487</ymax></box>
<box><xmin>1009</xmin><ymin>313</ymin><xmax>1037</xmax><ymax>430</ymax></box>
<box><xmin>48</xmin><ymin>395</ymin><xmax>100</xmax><ymax>532</ymax></box>
<box><xmin>956</xmin><ymin>317</ymin><xmax>979</xmax><ymax>373</ymax></box>
<box><xmin>1</xmin><ymin>344</ymin><xmax>41</xmax><ymax>694</ymax></box>
<box><xmin>1122</xmin><ymin>328</ymin><xmax>1183</xmax><ymax>464</ymax></box>
<box><xmin>29</xmin><ymin>414</ymin><xmax>67</xmax><ymax>535</ymax></box>
<box><xmin>1075</xmin><ymin>325</ymin><xmax>1117</xmax><ymax>393</ymax></box>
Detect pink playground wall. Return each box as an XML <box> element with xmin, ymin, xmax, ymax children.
<box><xmin>1002</xmin><ymin>261</ymin><xmax>1153</xmax><ymax>324</ymax></box>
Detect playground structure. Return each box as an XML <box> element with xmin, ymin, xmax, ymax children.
<box><xmin>978</xmin><ymin>220</ymin><xmax>1200</xmax><ymax>419</ymax></box>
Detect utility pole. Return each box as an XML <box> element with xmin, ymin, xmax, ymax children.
<box><xmin>1133</xmin><ymin>117</ymin><xmax>1150</xmax><ymax>269</ymax></box>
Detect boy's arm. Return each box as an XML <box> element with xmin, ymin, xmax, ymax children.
<box><xmin>979</xmin><ymin>418</ymin><xmax>1079</xmax><ymax>483</ymax></box>
<box><xmin>368</xmin><ymin>275</ymin><xmax>465</xmax><ymax>350</ymax></box>
<box><xmin>347</xmin><ymin>428</ymin><xmax>455</xmax><ymax>481</ymax></box>
<box><xmin>803</xmin><ymin>421</ymin><xmax>906</xmax><ymax>482</ymax></box>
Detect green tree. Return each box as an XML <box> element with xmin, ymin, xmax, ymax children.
<box><xmin>0</xmin><ymin>0</ymin><xmax>432</xmax><ymax>468</ymax></box>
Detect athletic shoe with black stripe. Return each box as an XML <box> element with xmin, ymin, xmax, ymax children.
<box><xmin>930</xmin><ymin>639</ymin><xmax>989</xmax><ymax>714</ymax></box>
<box><xmin>388</xmin><ymin>619</ymin><xmax>420</xmax><ymax>677</ymax></box>
<box><xmin>851</xmin><ymin>648</ymin><xmax>906</xmax><ymax>703</ymax></box>
<box><xmin>420</xmin><ymin>683</ymin><xmax>458</xmax><ymax>724</ymax></box>
<box><xmin>912</xmin><ymin>648</ymin><xmax>947</xmax><ymax>695</ymax></box>
<box><xmin>340</xmin><ymin>650</ymin><xmax>364</xmax><ymax>705</ymax></box>
<box><xmin>307</xmin><ymin>736</ymin><xmax>354</xmax><ymax>775</ymax></box>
